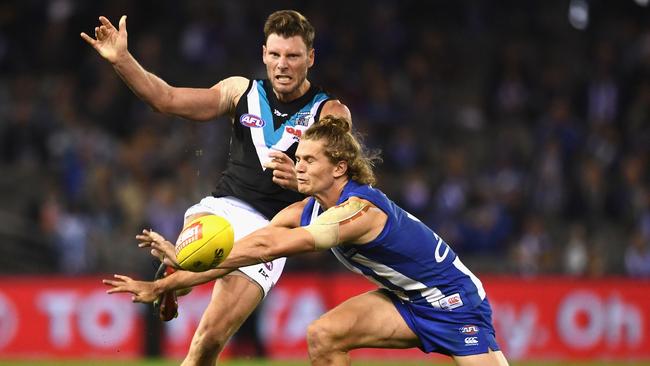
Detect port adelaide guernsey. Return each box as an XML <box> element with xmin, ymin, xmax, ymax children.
<box><xmin>213</xmin><ymin>79</ymin><xmax>333</xmax><ymax>219</ymax></box>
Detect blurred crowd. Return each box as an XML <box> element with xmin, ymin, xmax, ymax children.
<box><xmin>1</xmin><ymin>0</ymin><xmax>649</xmax><ymax>277</ymax></box>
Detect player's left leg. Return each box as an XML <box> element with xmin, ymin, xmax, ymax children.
<box><xmin>181</xmin><ymin>272</ymin><xmax>263</xmax><ymax>366</ymax></box>
<box><xmin>306</xmin><ymin>290</ymin><xmax>421</xmax><ymax>365</ymax></box>
<box><xmin>179</xmin><ymin>196</ymin><xmax>281</xmax><ymax>365</ymax></box>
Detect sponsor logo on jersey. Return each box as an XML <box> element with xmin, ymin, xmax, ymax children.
<box><xmin>285</xmin><ymin>126</ymin><xmax>302</xmax><ymax>140</ymax></box>
<box><xmin>459</xmin><ymin>325</ymin><xmax>479</xmax><ymax>335</ymax></box>
<box><xmin>464</xmin><ymin>336</ymin><xmax>479</xmax><ymax>345</ymax></box>
<box><xmin>264</xmin><ymin>262</ymin><xmax>273</xmax><ymax>271</ymax></box>
<box><xmin>274</xmin><ymin>109</ymin><xmax>288</xmax><ymax>117</ymax></box>
<box><xmin>295</xmin><ymin>112</ymin><xmax>311</xmax><ymax>126</ymax></box>
<box><xmin>175</xmin><ymin>222</ymin><xmax>203</xmax><ymax>251</ymax></box>
<box><xmin>439</xmin><ymin>293</ymin><xmax>463</xmax><ymax>310</ymax></box>
<box><xmin>258</xmin><ymin>268</ymin><xmax>270</xmax><ymax>280</ymax></box>
<box><xmin>240</xmin><ymin>114</ymin><xmax>265</xmax><ymax>128</ymax></box>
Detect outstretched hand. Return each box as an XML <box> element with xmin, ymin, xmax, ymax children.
<box><xmin>103</xmin><ymin>274</ymin><xmax>159</xmax><ymax>303</ymax></box>
<box><xmin>136</xmin><ymin>229</ymin><xmax>180</xmax><ymax>269</ymax></box>
<box><xmin>264</xmin><ymin>150</ymin><xmax>298</xmax><ymax>191</ymax></box>
<box><xmin>80</xmin><ymin>15</ymin><xmax>128</xmax><ymax>64</ymax></box>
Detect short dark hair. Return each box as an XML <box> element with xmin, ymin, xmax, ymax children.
<box><xmin>264</xmin><ymin>10</ymin><xmax>315</xmax><ymax>50</ymax></box>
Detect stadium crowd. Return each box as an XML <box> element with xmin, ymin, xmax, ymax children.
<box><xmin>1</xmin><ymin>0</ymin><xmax>649</xmax><ymax>278</ymax></box>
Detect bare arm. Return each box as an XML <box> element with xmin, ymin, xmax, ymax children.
<box><xmin>103</xmin><ymin>198</ymin><xmax>385</xmax><ymax>302</ymax></box>
<box><xmin>216</xmin><ymin>227</ymin><xmax>315</xmax><ymax>269</ymax></box>
<box><xmin>103</xmin><ymin>200</ymin><xmax>309</xmax><ymax>302</ymax></box>
<box><xmin>211</xmin><ymin>200</ymin><xmax>311</xmax><ymax>269</ymax></box>
<box><xmin>81</xmin><ymin>15</ymin><xmax>247</xmax><ymax>121</ymax></box>
<box><xmin>103</xmin><ymin>267</ymin><xmax>234</xmax><ymax>303</ymax></box>
<box><xmin>215</xmin><ymin>197</ymin><xmax>387</xmax><ymax>268</ymax></box>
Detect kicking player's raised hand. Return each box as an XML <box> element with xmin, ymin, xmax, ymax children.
<box><xmin>80</xmin><ymin>15</ymin><xmax>128</xmax><ymax>64</ymax></box>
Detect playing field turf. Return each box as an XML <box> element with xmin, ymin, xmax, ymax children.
<box><xmin>1</xmin><ymin>360</ymin><xmax>649</xmax><ymax>366</ymax></box>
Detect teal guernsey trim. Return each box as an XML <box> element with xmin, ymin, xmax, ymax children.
<box><xmin>256</xmin><ymin>82</ymin><xmax>330</xmax><ymax>148</ymax></box>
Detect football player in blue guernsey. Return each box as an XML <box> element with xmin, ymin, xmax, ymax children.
<box><xmin>105</xmin><ymin>115</ymin><xmax>509</xmax><ymax>365</ymax></box>
<box><xmin>83</xmin><ymin>10</ymin><xmax>350</xmax><ymax>365</ymax></box>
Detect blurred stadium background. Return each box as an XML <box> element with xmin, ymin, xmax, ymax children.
<box><xmin>0</xmin><ymin>0</ymin><xmax>649</xmax><ymax>364</ymax></box>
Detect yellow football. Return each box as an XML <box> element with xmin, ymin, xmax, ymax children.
<box><xmin>175</xmin><ymin>214</ymin><xmax>234</xmax><ymax>272</ymax></box>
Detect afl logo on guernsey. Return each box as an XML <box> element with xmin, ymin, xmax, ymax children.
<box><xmin>459</xmin><ymin>325</ymin><xmax>479</xmax><ymax>335</ymax></box>
<box><xmin>240</xmin><ymin>114</ymin><xmax>265</xmax><ymax>128</ymax></box>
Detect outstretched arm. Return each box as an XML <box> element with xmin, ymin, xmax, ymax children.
<box><xmin>81</xmin><ymin>15</ymin><xmax>248</xmax><ymax>121</ymax></box>
<box><xmin>103</xmin><ymin>197</ymin><xmax>385</xmax><ymax>302</ymax></box>
<box><xmin>103</xmin><ymin>267</ymin><xmax>235</xmax><ymax>303</ymax></box>
<box><xmin>217</xmin><ymin>197</ymin><xmax>386</xmax><ymax>267</ymax></box>
<box><xmin>103</xmin><ymin>200</ymin><xmax>308</xmax><ymax>302</ymax></box>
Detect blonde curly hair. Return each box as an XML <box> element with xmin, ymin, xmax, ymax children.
<box><xmin>303</xmin><ymin>115</ymin><xmax>381</xmax><ymax>185</ymax></box>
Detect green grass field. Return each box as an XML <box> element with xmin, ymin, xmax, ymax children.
<box><xmin>1</xmin><ymin>360</ymin><xmax>649</xmax><ymax>366</ymax></box>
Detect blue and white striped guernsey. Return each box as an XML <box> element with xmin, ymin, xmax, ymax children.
<box><xmin>300</xmin><ymin>180</ymin><xmax>486</xmax><ymax>312</ymax></box>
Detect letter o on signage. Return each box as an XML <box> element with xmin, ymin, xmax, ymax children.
<box><xmin>78</xmin><ymin>291</ymin><xmax>134</xmax><ymax>348</ymax></box>
<box><xmin>557</xmin><ymin>291</ymin><xmax>603</xmax><ymax>349</ymax></box>
<box><xmin>0</xmin><ymin>293</ymin><xmax>17</xmax><ymax>349</ymax></box>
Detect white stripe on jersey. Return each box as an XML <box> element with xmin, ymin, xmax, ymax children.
<box><xmin>315</xmin><ymin>199</ymin><xmax>447</xmax><ymax>308</ymax></box>
<box><xmin>308</xmin><ymin>99</ymin><xmax>325</xmax><ymax>124</ymax></box>
<box><xmin>330</xmin><ymin>248</ymin><xmax>364</xmax><ymax>275</ymax></box>
<box><xmin>246</xmin><ymin>81</ymin><xmax>271</xmax><ymax>169</ymax></box>
<box><xmin>350</xmin><ymin>253</ymin><xmax>446</xmax><ymax>307</ymax></box>
<box><xmin>310</xmin><ymin>201</ymin><xmax>321</xmax><ymax>223</ymax></box>
<box><xmin>452</xmin><ymin>257</ymin><xmax>486</xmax><ymax>300</ymax></box>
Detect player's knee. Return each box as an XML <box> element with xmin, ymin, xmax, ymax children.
<box><xmin>190</xmin><ymin>323</ymin><xmax>229</xmax><ymax>356</ymax></box>
<box><xmin>306</xmin><ymin>318</ymin><xmax>346</xmax><ymax>356</ymax></box>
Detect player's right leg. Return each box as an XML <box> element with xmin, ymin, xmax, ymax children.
<box><xmin>306</xmin><ymin>290</ymin><xmax>421</xmax><ymax>365</ymax></box>
<box><xmin>181</xmin><ymin>273</ymin><xmax>263</xmax><ymax>365</ymax></box>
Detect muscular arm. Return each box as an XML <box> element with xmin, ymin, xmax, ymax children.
<box><xmin>115</xmin><ymin>61</ymin><xmax>247</xmax><ymax>121</ymax></box>
<box><xmin>119</xmin><ymin>200</ymin><xmax>310</xmax><ymax>300</ymax></box>
<box><xmin>219</xmin><ymin>197</ymin><xmax>387</xmax><ymax>265</ymax></box>
<box><xmin>215</xmin><ymin>199</ymin><xmax>311</xmax><ymax>268</ymax></box>
<box><xmin>104</xmin><ymin>198</ymin><xmax>385</xmax><ymax>301</ymax></box>
<box><xmin>81</xmin><ymin>15</ymin><xmax>247</xmax><ymax>121</ymax></box>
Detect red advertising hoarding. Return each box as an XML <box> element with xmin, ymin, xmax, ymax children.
<box><xmin>257</xmin><ymin>275</ymin><xmax>650</xmax><ymax>361</ymax></box>
<box><xmin>0</xmin><ymin>276</ymin><xmax>143</xmax><ymax>359</ymax></box>
<box><xmin>0</xmin><ymin>275</ymin><xmax>648</xmax><ymax>361</ymax></box>
<box><xmin>487</xmin><ymin>276</ymin><xmax>650</xmax><ymax>361</ymax></box>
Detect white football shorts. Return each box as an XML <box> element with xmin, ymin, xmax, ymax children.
<box><xmin>184</xmin><ymin>195</ymin><xmax>286</xmax><ymax>297</ymax></box>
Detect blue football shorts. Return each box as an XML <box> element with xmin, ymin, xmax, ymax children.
<box><xmin>385</xmin><ymin>290</ymin><xmax>501</xmax><ymax>356</ymax></box>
